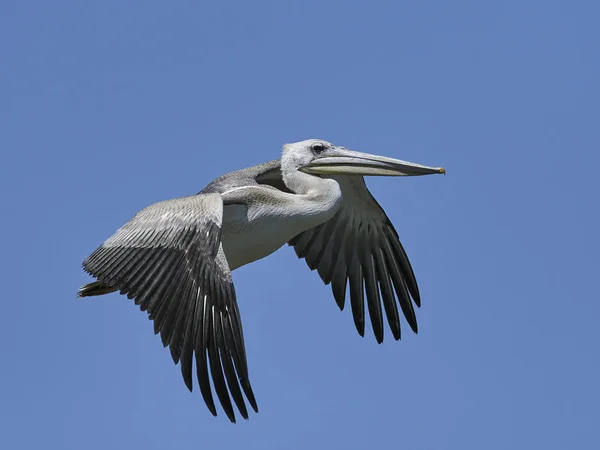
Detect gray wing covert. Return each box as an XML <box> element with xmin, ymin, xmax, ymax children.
<box><xmin>289</xmin><ymin>176</ymin><xmax>421</xmax><ymax>344</ymax></box>
<box><xmin>82</xmin><ymin>193</ymin><xmax>257</xmax><ymax>422</ymax></box>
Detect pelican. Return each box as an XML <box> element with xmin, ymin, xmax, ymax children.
<box><xmin>78</xmin><ymin>139</ymin><xmax>445</xmax><ymax>422</ymax></box>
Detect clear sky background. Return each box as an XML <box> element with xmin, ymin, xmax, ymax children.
<box><xmin>1</xmin><ymin>1</ymin><xmax>599</xmax><ymax>449</ymax></box>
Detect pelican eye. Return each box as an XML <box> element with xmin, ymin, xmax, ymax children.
<box><xmin>312</xmin><ymin>143</ymin><xmax>326</xmax><ymax>154</ymax></box>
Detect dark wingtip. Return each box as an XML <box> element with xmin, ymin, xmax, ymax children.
<box><xmin>207</xmin><ymin>402</ymin><xmax>218</xmax><ymax>417</ymax></box>
<box><xmin>354</xmin><ymin>320</ymin><xmax>365</xmax><ymax>337</ymax></box>
<box><xmin>244</xmin><ymin>384</ymin><xmax>259</xmax><ymax>413</ymax></box>
<box><xmin>170</xmin><ymin>348</ymin><xmax>180</xmax><ymax>365</ymax></box>
<box><xmin>413</xmin><ymin>294</ymin><xmax>421</xmax><ymax>308</ymax></box>
<box><xmin>181</xmin><ymin>362</ymin><xmax>193</xmax><ymax>391</ymax></box>
<box><xmin>332</xmin><ymin>284</ymin><xmax>346</xmax><ymax>311</ymax></box>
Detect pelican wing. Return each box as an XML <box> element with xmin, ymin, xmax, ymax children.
<box><xmin>289</xmin><ymin>176</ymin><xmax>421</xmax><ymax>343</ymax></box>
<box><xmin>82</xmin><ymin>193</ymin><xmax>257</xmax><ymax>422</ymax></box>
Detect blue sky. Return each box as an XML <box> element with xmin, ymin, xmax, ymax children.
<box><xmin>1</xmin><ymin>0</ymin><xmax>599</xmax><ymax>448</ymax></box>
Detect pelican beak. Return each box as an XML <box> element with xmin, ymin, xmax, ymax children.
<box><xmin>300</xmin><ymin>147</ymin><xmax>446</xmax><ymax>177</ymax></box>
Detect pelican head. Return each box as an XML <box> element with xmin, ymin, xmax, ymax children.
<box><xmin>283</xmin><ymin>139</ymin><xmax>445</xmax><ymax>177</ymax></box>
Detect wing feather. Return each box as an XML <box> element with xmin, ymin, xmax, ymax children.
<box><xmin>81</xmin><ymin>193</ymin><xmax>257</xmax><ymax>422</ymax></box>
<box><xmin>290</xmin><ymin>176</ymin><xmax>422</xmax><ymax>342</ymax></box>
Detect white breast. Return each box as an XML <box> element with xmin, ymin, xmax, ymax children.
<box><xmin>220</xmin><ymin>198</ymin><xmax>338</xmax><ymax>271</ymax></box>
<box><xmin>218</xmin><ymin>179</ymin><xmax>343</xmax><ymax>270</ymax></box>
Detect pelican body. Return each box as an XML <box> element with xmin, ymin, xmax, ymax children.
<box><xmin>79</xmin><ymin>139</ymin><xmax>445</xmax><ymax>422</ymax></box>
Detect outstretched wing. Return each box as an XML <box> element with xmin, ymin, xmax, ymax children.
<box><xmin>289</xmin><ymin>176</ymin><xmax>421</xmax><ymax>344</ymax></box>
<box><xmin>82</xmin><ymin>193</ymin><xmax>257</xmax><ymax>422</ymax></box>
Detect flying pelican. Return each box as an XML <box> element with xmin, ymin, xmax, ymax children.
<box><xmin>78</xmin><ymin>139</ymin><xmax>445</xmax><ymax>423</ymax></box>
